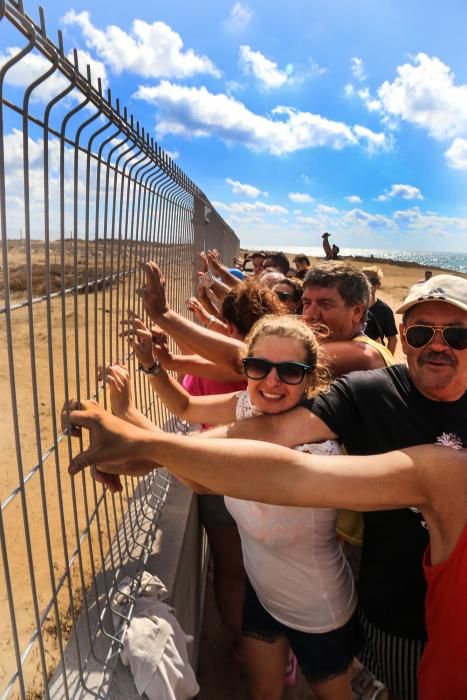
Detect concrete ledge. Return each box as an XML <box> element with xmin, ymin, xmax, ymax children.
<box><xmin>49</xmin><ymin>477</ymin><xmax>208</xmax><ymax>699</ymax></box>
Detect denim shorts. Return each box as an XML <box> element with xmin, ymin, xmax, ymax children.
<box><xmin>242</xmin><ymin>577</ymin><xmax>361</xmax><ymax>683</ymax></box>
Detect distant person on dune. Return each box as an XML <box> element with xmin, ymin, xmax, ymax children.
<box><xmin>416</xmin><ymin>270</ymin><xmax>433</xmax><ymax>284</ymax></box>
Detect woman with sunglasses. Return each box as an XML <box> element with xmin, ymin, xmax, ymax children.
<box><xmin>272</xmin><ymin>277</ymin><xmax>303</xmax><ymax>315</ymax></box>
<box><xmin>117</xmin><ymin>314</ymin><xmax>361</xmax><ymax>700</ymax></box>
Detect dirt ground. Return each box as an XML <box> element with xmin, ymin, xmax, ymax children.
<box><xmin>1</xmin><ymin>242</ymin><xmax>464</xmax><ymax>698</ymax></box>
<box><xmin>0</xmin><ymin>240</ymin><xmax>194</xmax><ymax>697</ymax></box>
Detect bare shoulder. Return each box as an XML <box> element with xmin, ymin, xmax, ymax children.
<box><xmin>417</xmin><ymin>446</ymin><xmax>467</xmax><ymax>562</ymax></box>
<box><xmin>323</xmin><ymin>339</ymin><xmax>385</xmax><ymax>374</ymax></box>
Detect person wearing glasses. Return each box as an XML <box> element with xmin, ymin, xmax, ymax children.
<box><xmin>67</xmin><ymin>274</ymin><xmax>467</xmax><ymax>700</ymax></box>
<box><xmin>183</xmin><ymin>272</ymin><xmax>464</xmax><ymax>700</ymax></box>
<box><xmin>103</xmin><ymin>314</ymin><xmax>361</xmax><ymax>700</ymax></box>
<box><xmin>272</xmin><ymin>277</ymin><xmax>303</xmax><ymax>314</ymax></box>
<box><xmin>361</xmin><ymin>267</ymin><xmax>398</xmax><ymax>354</ymax></box>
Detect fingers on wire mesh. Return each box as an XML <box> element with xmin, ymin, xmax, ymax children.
<box><xmin>61</xmin><ymin>399</ymin><xmax>83</xmax><ymax>436</ymax></box>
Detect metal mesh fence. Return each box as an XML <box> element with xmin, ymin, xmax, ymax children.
<box><xmin>0</xmin><ymin>2</ymin><xmax>239</xmax><ymax>697</ymax></box>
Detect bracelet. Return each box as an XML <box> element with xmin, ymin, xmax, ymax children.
<box><xmin>138</xmin><ymin>358</ymin><xmax>161</xmax><ymax>376</ymax></box>
<box><xmin>206</xmin><ymin>314</ymin><xmax>216</xmax><ymax>327</ymax></box>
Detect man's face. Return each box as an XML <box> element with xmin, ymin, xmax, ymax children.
<box><xmin>365</xmin><ymin>276</ymin><xmax>380</xmax><ymax>304</ymax></box>
<box><xmin>400</xmin><ymin>301</ymin><xmax>467</xmax><ymax>401</ymax></box>
<box><xmin>301</xmin><ymin>284</ymin><xmax>365</xmax><ymax>341</ymax></box>
<box><xmin>295</xmin><ymin>260</ymin><xmax>307</xmax><ymax>271</ymax></box>
<box><xmin>252</xmin><ymin>256</ymin><xmax>265</xmax><ymax>275</ymax></box>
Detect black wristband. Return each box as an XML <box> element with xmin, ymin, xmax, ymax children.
<box><xmin>138</xmin><ymin>359</ymin><xmax>161</xmax><ymax>376</ymax></box>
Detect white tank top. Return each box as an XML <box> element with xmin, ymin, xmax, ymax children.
<box><xmin>224</xmin><ymin>390</ymin><xmax>357</xmax><ymax>633</ymax></box>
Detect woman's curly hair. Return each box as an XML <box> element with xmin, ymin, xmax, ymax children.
<box><xmin>221</xmin><ymin>279</ymin><xmax>285</xmax><ymax>337</ymax></box>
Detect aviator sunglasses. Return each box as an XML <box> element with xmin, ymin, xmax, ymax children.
<box><xmin>242</xmin><ymin>357</ymin><xmax>312</xmax><ymax>384</ymax></box>
<box><xmin>404</xmin><ymin>325</ymin><xmax>467</xmax><ymax>350</ymax></box>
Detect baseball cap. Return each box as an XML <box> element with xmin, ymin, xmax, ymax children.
<box><xmin>396</xmin><ymin>274</ymin><xmax>467</xmax><ymax>314</ymax></box>
<box><xmin>228</xmin><ymin>267</ymin><xmax>245</xmax><ymax>280</ymax></box>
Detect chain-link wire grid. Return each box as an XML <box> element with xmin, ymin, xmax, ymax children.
<box><xmin>0</xmin><ymin>1</ymin><xmax>239</xmax><ymax>697</ymax></box>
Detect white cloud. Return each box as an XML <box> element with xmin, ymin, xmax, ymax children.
<box><xmin>393</xmin><ymin>207</ymin><xmax>421</xmax><ymax>222</ymax></box>
<box><xmin>353</xmin><ymin>125</ymin><xmax>388</xmax><ymax>153</ymax></box>
<box><xmin>164</xmin><ymin>150</ymin><xmax>179</xmax><ymax>161</ymax></box>
<box><xmin>357</xmin><ymin>87</ymin><xmax>382</xmax><ymax>113</ymax></box>
<box><xmin>239</xmin><ymin>45</ymin><xmax>288</xmax><ymax>89</ymax></box>
<box><xmin>224</xmin><ymin>2</ymin><xmax>253</xmax><ymax>32</ymax></box>
<box><xmin>377</xmin><ymin>183</ymin><xmax>424</xmax><ymax>201</ymax></box>
<box><xmin>351</xmin><ymin>57</ymin><xmax>367</xmax><ymax>82</ymax></box>
<box><xmin>345</xmin><ymin>195</ymin><xmax>362</xmax><ymax>203</ymax></box>
<box><xmin>345</xmin><ymin>208</ymin><xmax>393</xmax><ymax>229</ymax></box>
<box><xmin>225</xmin><ymin>80</ymin><xmax>246</xmax><ymax>95</ymax></box>
<box><xmin>226</xmin><ymin>178</ymin><xmax>266</xmax><ymax>197</ymax></box>
<box><xmin>376</xmin><ymin>53</ymin><xmax>467</xmax><ymax>140</ymax></box>
<box><xmin>135</xmin><ymin>81</ymin><xmax>387</xmax><ymax>156</ymax></box>
<box><xmin>287</xmin><ymin>58</ymin><xmax>327</xmax><ymax>85</ymax></box>
<box><xmin>445</xmin><ymin>138</ymin><xmax>467</xmax><ymax>170</ymax></box>
<box><xmin>344</xmin><ymin>83</ymin><xmax>354</xmax><ymax>97</ymax></box>
<box><xmin>0</xmin><ymin>46</ymin><xmax>107</xmax><ymax>100</ymax></box>
<box><xmin>214</xmin><ymin>200</ymin><xmax>287</xmax><ymax>216</ymax></box>
<box><xmin>288</xmin><ymin>192</ymin><xmax>314</xmax><ymax>203</ymax></box>
<box><xmin>224</xmin><ymin>196</ymin><xmax>467</xmax><ymax>250</ymax></box>
<box><xmin>62</xmin><ymin>10</ymin><xmax>220</xmax><ymax>79</ymax></box>
<box><xmin>316</xmin><ymin>204</ymin><xmax>338</xmax><ymax>215</ymax></box>
<box><xmin>295</xmin><ymin>215</ymin><xmax>320</xmax><ymax>226</ymax></box>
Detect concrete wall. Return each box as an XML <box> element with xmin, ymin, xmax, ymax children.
<box><xmin>49</xmin><ymin>479</ymin><xmax>208</xmax><ymax>699</ymax></box>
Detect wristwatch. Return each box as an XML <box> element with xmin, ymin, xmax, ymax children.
<box><xmin>138</xmin><ymin>358</ymin><xmax>162</xmax><ymax>376</ymax></box>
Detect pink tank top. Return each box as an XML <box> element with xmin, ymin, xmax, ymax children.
<box><xmin>182</xmin><ymin>374</ymin><xmax>246</xmax><ymax>429</ymax></box>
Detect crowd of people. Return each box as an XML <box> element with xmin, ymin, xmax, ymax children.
<box><xmin>63</xmin><ymin>239</ymin><xmax>467</xmax><ymax>700</ymax></box>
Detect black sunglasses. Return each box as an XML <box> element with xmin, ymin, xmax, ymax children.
<box><xmin>405</xmin><ymin>325</ymin><xmax>467</xmax><ymax>350</ymax></box>
<box><xmin>367</xmin><ymin>277</ymin><xmax>380</xmax><ymax>286</ymax></box>
<box><xmin>242</xmin><ymin>357</ymin><xmax>311</xmax><ymax>384</ymax></box>
<box><xmin>275</xmin><ymin>290</ymin><xmax>294</xmax><ymax>301</ymax></box>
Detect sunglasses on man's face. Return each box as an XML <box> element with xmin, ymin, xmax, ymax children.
<box><xmin>367</xmin><ymin>277</ymin><xmax>380</xmax><ymax>286</ymax></box>
<box><xmin>242</xmin><ymin>357</ymin><xmax>311</xmax><ymax>384</ymax></box>
<box><xmin>404</xmin><ymin>325</ymin><xmax>467</xmax><ymax>350</ymax></box>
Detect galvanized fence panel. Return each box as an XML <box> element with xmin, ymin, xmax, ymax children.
<box><xmin>0</xmin><ymin>2</ymin><xmax>239</xmax><ymax>697</ymax></box>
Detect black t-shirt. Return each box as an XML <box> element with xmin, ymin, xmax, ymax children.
<box><xmin>303</xmin><ymin>364</ymin><xmax>467</xmax><ymax>640</ymax></box>
<box><xmin>366</xmin><ymin>298</ymin><xmax>398</xmax><ymax>342</ymax></box>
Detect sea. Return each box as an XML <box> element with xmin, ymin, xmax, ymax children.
<box><xmin>248</xmin><ymin>246</ymin><xmax>467</xmax><ymax>275</ymax></box>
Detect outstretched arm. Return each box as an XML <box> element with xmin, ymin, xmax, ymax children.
<box><xmin>65</xmin><ymin>401</ymin><xmax>467</xmax><ymax>514</ymax></box>
<box><xmin>164</xmin><ymin>354</ymin><xmax>246</xmax><ymax>382</ymax></box>
<box><xmin>321</xmin><ymin>339</ymin><xmax>388</xmax><ymax>373</ymax></box>
<box><xmin>142</xmin><ymin>262</ymin><xmax>244</xmax><ymax>370</ymax></box>
<box><xmin>123</xmin><ymin>314</ymin><xmax>239</xmax><ymax>424</ymax></box>
<box><xmin>199</xmin><ymin>405</ymin><xmax>336</xmax><ymax>447</ymax></box>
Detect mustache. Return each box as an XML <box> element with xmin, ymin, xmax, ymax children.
<box><xmin>418</xmin><ymin>350</ymin><xmax>456</xmax><ymax>366</ymax></box>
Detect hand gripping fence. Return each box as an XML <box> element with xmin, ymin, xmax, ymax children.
<box><xmin>0</xmin><ymin>1</ymin><xmax>239</xmax><ymax>697</ymax></box>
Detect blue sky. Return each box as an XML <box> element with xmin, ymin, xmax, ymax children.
<box><xmin>4</xmin><ymin>0</ymin><xmax>467</xmax><ymax>252</ymax></box>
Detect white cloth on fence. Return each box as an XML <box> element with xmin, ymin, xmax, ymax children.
<box><xmin>112</xmin><ymin>572</ymin><xmax>199</xmax><ymax>700</ymax></box>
